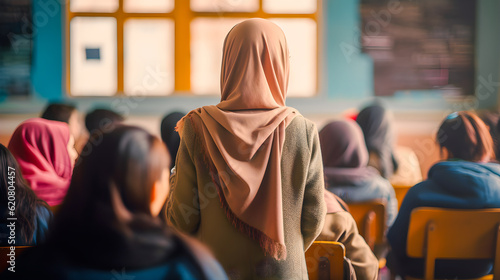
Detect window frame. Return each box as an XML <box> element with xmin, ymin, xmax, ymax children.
<box><xmin>65</xmin><ymin>0</ymin><xmax>321</xmax><ymax>96</ymax></box>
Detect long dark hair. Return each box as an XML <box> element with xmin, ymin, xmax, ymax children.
<box><xmin>48</xmin><ymin>126</ymin><xmax>172</xmax><ymax>269</ymax></box>
<box><xmin>0</xmin><ymin>144</ymin><xmax>50</xmax><ymax>244</ymax></box>
<box><xmin>160</xmin><ymin>111</ymin><xmax>185</xmax><ymax>168</ymax></box>
<box><xmin>437</xmin><ymin>111</ymin><xmax>494</xmax><ymax>162</ymax></box>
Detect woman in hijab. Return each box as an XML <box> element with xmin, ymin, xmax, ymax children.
<box><xmin>319</xmin><ymin>120</ymin><xmax>397</xmax><ymax>226</ymax></box>
<box><xmin>356</xmin><ymin>104</ymin><xmax>399</xmax><ymax>179</ymax></box>
<box><xmin>5</xmin><ymin>126</ymin><xmax>226</xmax><ymax>279</ymax></box>
<box><xmin>167</xmin><ymin>19</ymin><xmax>326</xmax><ymax>279</ymax></box>
<box><xmin>8</xmin><ymin>118</ymin><xmax>78</xmax><ymax>206</ymax></box>
<box><xmin>0</xmin><ymin>144</ymin><xmax>52</xmax><ymax>246</ymax></box>
<box><xmin>160</xmin><ymin>111</ymin><xmax>185</xmax><ymax>169</ymax></box>
<box><xmin>316</xmin><ymin>191</ymin><xmax>379</xmax><ymax>279</ymax></box>
<box><xmin>41</xmin><ymin>103</ymin><xmax>87</xmax><ymax>154</ymax></box>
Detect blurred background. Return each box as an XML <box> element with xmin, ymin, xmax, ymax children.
<box><xmin>1</xmin><ymin>0</ymin><xmax>499</xmax><ymax>177</ymax></box>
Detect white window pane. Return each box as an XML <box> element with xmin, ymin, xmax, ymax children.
<box><xmin>263</xmin><ymin>0</ymin><xmax>316</xmax><ymax>14</ymax></box>
<box><xmin>191</xmin><ymin>0</ymin><xmax>258</xmax><ymax>12</ymax></box>
<box><xmin>191</xmin><ymin>18</ymin><xmax>243</xmax><ymax>95</ymax></box>
<box><xmin>70</xmin><ymin>17</ymin><xmax>117</xmax><ymax>96</ymax></box>
<box><xmin>70</xmin><ymin>0</ymin><xmax>118</xmax><ymax>13</ymax></box>
<box><xmin>124</xmin><ymin>19</ymin><xmax>174</xmax><ymax>96</ymax></box>
<box><xmin>124</xmin><ymin>0</ymin><xmax>174</xmax><ymax>13</ymax></box>
<box><xmin>271</xmin><ymin>18</ymin><xmax>316</xmax><ymax>97</ymax></box>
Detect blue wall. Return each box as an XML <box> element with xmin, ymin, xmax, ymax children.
<box><xmin>0</xmin><ymin>0</ymin><xmax>499</xmax><ymax>115</ymax></box>
<box><xmin>31</xmin><ymin>0</ymin><xmax>64</xmax><ymax>101</ymax></box>
<box><xmin>326</xmin><ymin>0</ymin><xmax>373</xmax><ymax>99</ymax></box>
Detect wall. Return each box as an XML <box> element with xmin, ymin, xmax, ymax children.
<box><xmin>3</xmin><ymin>0</ymin><xmax>499</xmax><ymax>116</ymax></box>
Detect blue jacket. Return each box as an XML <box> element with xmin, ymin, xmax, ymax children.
<box><xmin>0</xmin><ymin>205</ymin><xmax>52</xmax><ymax>246</ymax></box>
<box><xmin>387</xmin><ymin>160</ymin><xmax>500</xmax><ymax>278</ymax></box>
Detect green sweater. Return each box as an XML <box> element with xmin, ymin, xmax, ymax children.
<box><xmin>167</xmin><ymin>115</ymin><xmax>326</xmax><ymax>280</ymax></box>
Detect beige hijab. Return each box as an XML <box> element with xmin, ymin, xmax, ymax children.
<box><xmin>177</xmin><ymin>18</ymin><xmax>298</xmax><ymax>260</ymax></box>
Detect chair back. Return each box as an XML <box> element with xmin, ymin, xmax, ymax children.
<box><xmin>407</xmin><ymin>207</ymin><xmax>500</xmax><ymax>280</ymax></box>
<box><xmin>306</xmin><ymin>241</ymin><xmax>345</xmax><ymax>280</ymax></box>
<box><xmin>392</xmin><ymin>184</ymin><xmax>412</xmax><ymax>210</ymax></box>
<box><xmin>0</xmin><ymin>246</ymin><xmax>32</xmax><ymax>272</ymax></box>
<box><xmin>347</xmin><ymin>199</ymin><xmax>387</xmax><ymax>251</ymax></box>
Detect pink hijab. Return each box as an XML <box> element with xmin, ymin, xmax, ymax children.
<box><xmin>8</xmin><ymin>118</ymin><xmax>73</xmax><ymax>206</ymax></box>
<box><xmin>177</xmin><ymin>18</ymin><xmax>298</xmax><ymax>260</ymax></box>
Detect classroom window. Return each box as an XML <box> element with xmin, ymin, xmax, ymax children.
<box><xmin>66</xmin><ymin>0</ymin><xmax>319</xmax><ymax>97</ymax></box>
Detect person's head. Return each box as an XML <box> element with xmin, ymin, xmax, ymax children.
<box><xmin>9</xmin><ymin>118</ymin><xmax>78</xmax><ymax>177</ymax></box>
<box><xmin>8</xmin><ymin>119</ymin><xmax>77</xmax><ymax>206</ymax></box>
<box><xmin>0</xmin><ymin>144</ymin><xmax>49</xmax><ymax>244</ymax></box>
<box><xmin>319</xmin><ymin>120</ymin><xmax>369</xmax><ymax>168</ymax></box>
<box><xmin>85</xmin><ymin>108</ymin><xmax>124</xmax><ymax>134</ymax></box>
<box><xmin>42</xmin><ymin>102</ymin><xmax>84</xmax><ymax>142</ymax></box>
<box><xmin>61</xmin><ymin>125</ymin><xmax>171</xmax><ymax>220</ymax></box>
<box><xmin>355</xmin><ymin>103</ymin><xmax>395</xmax><ymax>150</ymax></box>
<box><xmin>41</xmin><ymin>103</ymin><xmax>77</xmax><ymax>124</ymax></box>
<box><xmin>437</xmin><ymin>111</ymin><xmax>494</xmax><ymax>162</ymax></box>
<box><xmin>160</xmin><ymin>112</ymin><xmax>185</xmax><ymax>168</ymax></box>
<box><xmin>48</xmin><ymin>126</ymin><xmax>172</xmax><ymax>268</ymax></box>
<box><xmin>479</xmin><ymin>111</ymin><xmax>500</xmax><ymax>158</ymax></box>
<box><xmin>219</xmin><ymin>18</ymin><xmax>289</xmax><ymax>110</ymax></box>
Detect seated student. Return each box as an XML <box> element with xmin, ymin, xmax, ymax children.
<box><xmin>85</xmin><ymin>108</ymin><xmax>124</xmax><ymax>136</ymax></box>
<box><xmin>316</xmin><ymin>191</ymin><xmax>379</xmax><ymax>279</ymax></box>
<box><xmin>387</xmin><ymin>111</ymin><xmax>500</xmax><ymax>279</ymax></box>
<box><xmin>356</xmin><ymin>103</ymin><xmax>422</xmax><ymax>187</ymax></box>
<box><xmin>319</xmin><ymin>120</ymin><xmax>398</xmax><ymax>226</ymax></box>
<box><xmin>41</xmin><ymin>103</ymin><xmax>87</xmax><ymax>153</ymax></box>
<box><xmin>0</xmin><ymin>144</ymin><xmax>52</xmax><ymax>246</ymax></box>
<box><xmin>356</xmin><ymin>104</ymin><xmax>399</xmax><ymax>179</ymax></box>
<box><xmin>8</xmin><ymin>118</ymin><xmax>78</xmax><ymax>206</ymax></box>
<box><xmin>3</xmin><ymin>126</ymin><xmax>226</xmax><ymax>280</ymax></box>
<box><xmin>160</xmin><ymin>111</ymin><xmax>185</xmax><ymax>169</ymax></box>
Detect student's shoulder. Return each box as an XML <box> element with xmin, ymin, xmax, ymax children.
<box><xmin>173</xmin><ymin>231</ymin><xmax>228</xmax><ymax>280</ymax></box>
<box><xmin>286</xmin><ymin>114</ymin><xmax>318</xmax><ymax>137</ymax></box>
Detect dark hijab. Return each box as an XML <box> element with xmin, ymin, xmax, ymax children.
<box><xmin>479</xmin><ymin>111</ymin><xmax>500</xmax><ymax>160</ymax></box>
<box><xmin>356</xmin><ymin>104</ymin><xmax>399</xmax><ymax>178</ymax></box>
<box><xmin>48</xmin><ymin>126</ymin><xmax>174</xmax><ymax>270</ymax></box>
<box><xmin>319</xmin><ymin>120</ymin><xmax>379</xmax><ymax>186</ymax></box>
<box><xmin>160</xmin><ymin>112</ymin><xmax>185</xmax><ymax>169</ymax></box>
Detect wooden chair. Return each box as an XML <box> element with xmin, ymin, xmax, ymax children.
<box><xmin>392</xmin><ymin>184</ymin><xmax>412</xmax><ymax>210</ymax></box>
<box><xmin>347</xmin><ymin>200</ymin><xmax>387</xmax><ymax>253</ymax></box>
<box><xmin>0</xmin><ymin>246</ymin><xmax>32</xmax><ymax>272</ymax></box>
<box><xmin>406</xmin><ymin>207</ymin><xmax>500</xmax><ymax>280</ymax></box>
<box><xmin>306</xmin><ymin>241</ymin><xmax>345</xmax><ymax>280</ymax></box>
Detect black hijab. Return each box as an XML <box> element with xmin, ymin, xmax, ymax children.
<box><xmin>160</xmin><ymin>112</ymin><xmax>185</xmax><ymax>169</ymax></box>
<box><xmin>479</xmin><ymin>111</ymin><xmax>500</xmax><ymax>160</ymax></box>
<box><xmin>356</xmin><ymin>104</ymin><xmax>399</xmax><ymax>178</ymax></box>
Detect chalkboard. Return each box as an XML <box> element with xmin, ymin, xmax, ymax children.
<box><xmin>360</xmin><ymin>0</ymin><xmax>476</xmax><ymax>96</ymax></box>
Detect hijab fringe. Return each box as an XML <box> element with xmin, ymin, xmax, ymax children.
<box><xmin>184</xmin><ymin>113</ymin><xmax>287</xmax><ymax>261</ymax></box>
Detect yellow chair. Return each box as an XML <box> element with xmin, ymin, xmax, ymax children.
<box><xmin>0</xmin><ymin>246</ymin><xmax>32</xmax><ymax>272</ymax></box>
<box><xmin>347</xmin><ymin>200</ymin><xmax>387</xmax><ymax>253</ymax></box>
<box><xmin>306</xmin><ymin>241</ymin><xmax>345</xmax><ymax>280</ymax></box>
<box><xmin>406</xmin><ymin>207</ymin><xmax>500</xmax><ymax>280</ymax></box>
<box><xmin>392</xmin><ymin>184</ymin><xmax>412</xmax><ymax>210</ymax></box>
